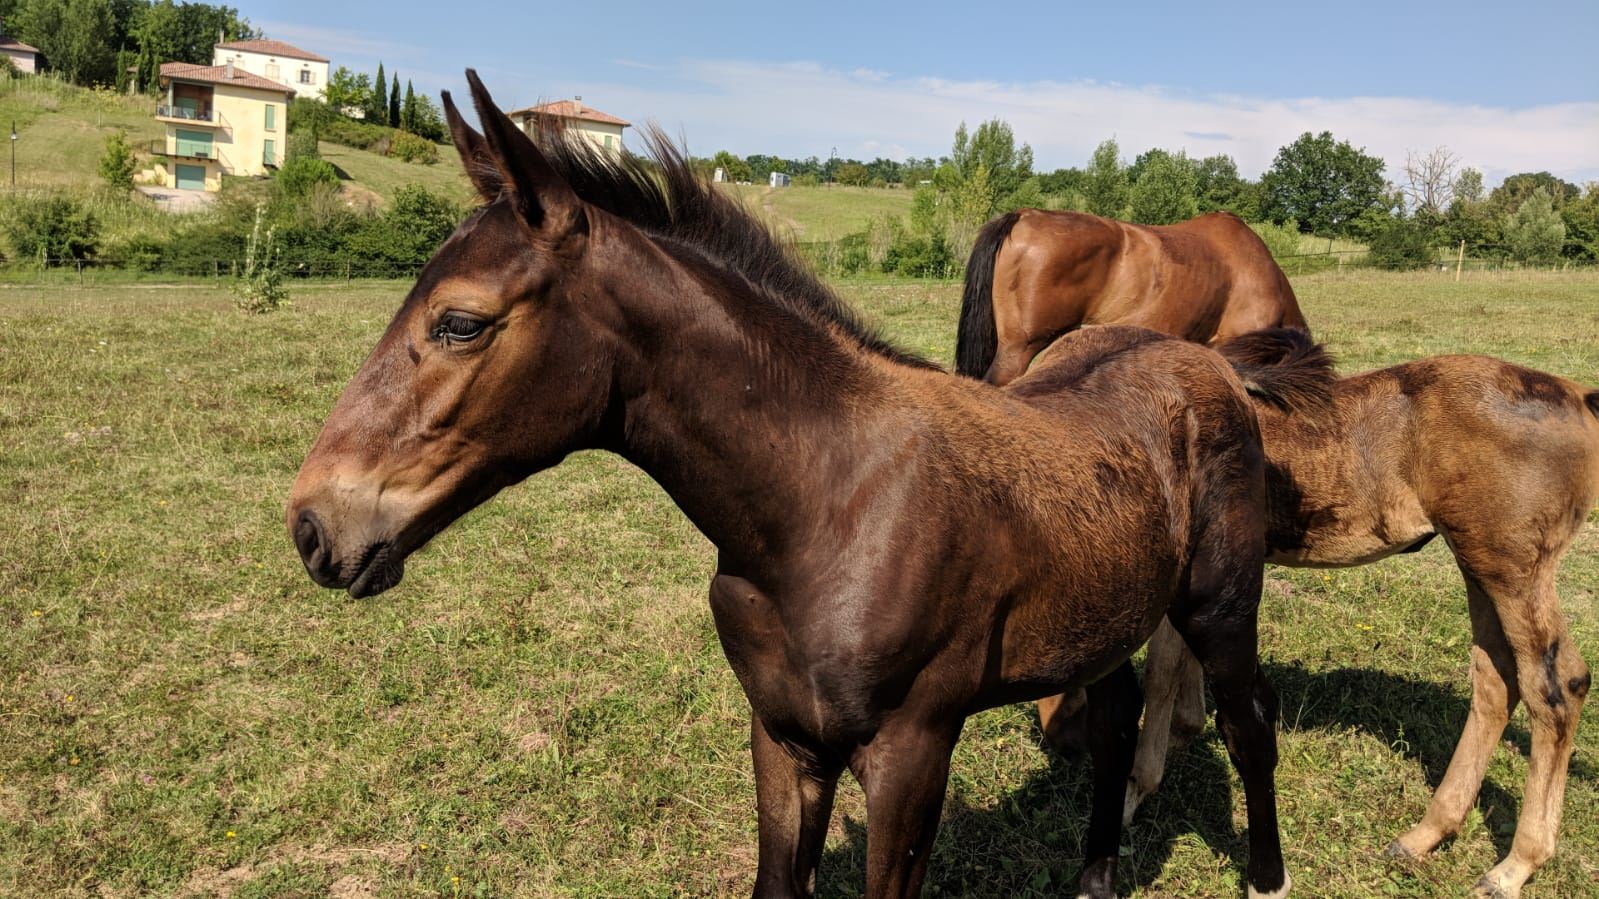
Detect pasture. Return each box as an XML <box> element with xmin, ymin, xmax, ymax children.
<box><xmin>1</xmin><ymin>270</ymin><xmax>1597</xmax><ymax>897</ymax></box>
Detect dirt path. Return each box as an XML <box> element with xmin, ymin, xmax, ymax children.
<box><xmin>757</xmin><ymin>187</ymin><xmax>804</xmax><ymax>238</ymax></box>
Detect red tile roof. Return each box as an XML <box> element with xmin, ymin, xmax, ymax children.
<box><xmin>214</xmin><ymin>38</ymin><xmax>329</xmax><ymax>63</ymax></box>
<box><xmin>0</xmin><ymin>36</ymin><xmax>39</xmax><ymax>54</ymax></box>
<box><xmin>160</xmin><ymin>62</ymin><xmax>296</xmax><ymax>95</ymax></box>
<box><xmin>508</xmin><ymin>99</ymin><xmax>630</xmax><ymax>128</ymax></box>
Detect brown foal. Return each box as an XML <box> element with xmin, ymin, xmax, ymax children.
<box><xmin>956</xmin><ymin>208</ymin><xmax>1307</xmax><ymax>385</ymax></box>
<box><xmin>286</xmin><ymin>72</ymin><xmax>1303</xmax><ymax>897</ymax></box>
<box><xmin>1035</xmin><ymin>338</ymin><xmax>1599</xmax><ymax>899</ymax></box>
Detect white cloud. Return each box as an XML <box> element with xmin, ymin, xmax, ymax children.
<box><xmin>549</xmin><ymin>59</ymin><xmax>1599</xmax><ymax>184</ymax></box>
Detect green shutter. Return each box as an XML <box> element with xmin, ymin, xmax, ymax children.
<box><xmin>263</xmin><ymin>139</ymin><xmax>276</xmax><ymax>167</ymax></box>
<box><xmin>175</xmin><ymin>164</ymin><xmax>206</xmax><ymax>190</ymax></box>
<box><xmin>175</xmin><ymin>129</ymin><xmax>212</xmax><ymax>158</ymax></box>
<box><xmin>264</xmin><ymin>104</ymin><xmax>275</xmax><ymax>130</ymax></box>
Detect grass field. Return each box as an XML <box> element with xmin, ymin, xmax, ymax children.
<box><xmin>723</xmin><ymin>183</ymin><xmax>916</xmax><ymax>240</ymax></box>
<box><xmin>1</xmin><ymin>270</ymin><xmax>1597</xmax><ymax>898</ymax></box>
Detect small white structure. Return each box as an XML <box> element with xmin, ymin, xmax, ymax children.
<box><xmin>713</xmin><ymin>167</ymin><xmax>727</xmax><ymax>183</ymax></box>
<box><xmin>0</xmin><ymin>19</ymin><xmax>38</xmax><ymax>74</ymax></box>
<box><xmin>212</xmin><ymin>38</ymin><xmax>329</xmax><ymax>101</ymax></box>
<box><xmin>769</xmin><ymin>172</ymin><xmax>791</xmax><ymax>188</ymax></box>
<box><xmin>508</xmin><ymin>96</ymin><xmax>629</xmax><ymax>154</ymax></box>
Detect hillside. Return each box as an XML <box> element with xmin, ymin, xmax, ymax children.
<box><xmin>723</xmin><ymin>183</ymin><xmax>916</xmax><ymax>240</ymax></box>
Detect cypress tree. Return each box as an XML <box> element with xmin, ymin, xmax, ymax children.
<box><xmin>389</xmin><ymin>74</ymin><xmax>400</xmax><ymax>127</ymax></box>
<box><xmin>368</xmin><ymin>62</ymin><xmax>386</xmax><ymax>121</ymax></box>
<box><xmin>402</xmin><ymin>80</ymin><xmax>417</xmax><ymax>132</ymax></box>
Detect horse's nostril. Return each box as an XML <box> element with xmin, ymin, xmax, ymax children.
<box><xmin>294</xmin><ymin>509</ymin><xmax>333</xmax><ymax>577</ymax></box>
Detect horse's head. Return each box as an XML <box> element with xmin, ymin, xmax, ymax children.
<box><xmin>287</xmin><ymin>71</ymin><xmax>616</xmax><ymax>597</ymax></box>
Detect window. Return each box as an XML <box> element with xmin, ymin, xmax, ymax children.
<box><xmin>264</xmin><ymin>104</ymin><xmax>275</xmax><ymax>131</ymax></box>
<box><xmin>299</xmin><ymin>69</ymin><xmax>314</xmax><ymax>84</ymax></box>
<box><xmin>265</xmin><ymin>63</ymin><xmax>280</xmax><ymax>80</ymax></box>
<box><xmin>604</xmin><ymin>134</ymin><xmax>614</xmax><ymax>149</ymax></box>
<box><xmin>263</xmin><ymin>139</ymin><xmax>276</xmax><ymax>167</ymax></box>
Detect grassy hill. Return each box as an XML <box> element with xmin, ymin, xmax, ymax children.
<box><xmin>723</xmin><ymin>183</ymin><xmax>916</xmax><ymax>241</ymax></box>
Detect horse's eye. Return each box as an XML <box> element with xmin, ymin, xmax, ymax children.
<box><xmin>432</xmin><ymin>313</ymin><xmax>487</xmax><ymax>343</ymax></box>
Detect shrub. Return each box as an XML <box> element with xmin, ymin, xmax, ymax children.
<box><xmin>275</xmin><ymin>156</ymin><xmax>339</xmax><ymax>198</ymax></box>
<box><xmin>1504</xmin><ymin>187</ymin><xmax>1566</xmax><ymax>265</ymax></box>
<box><xmin>1367</xmin><ymin>218</ymin><xmax>1437</xmax><ymax>270</ymax></box>
<box><xmin>882</xmin><ymin>228</ymin><xmax>956</xmax><ymax>278</ymax></box>
<box><xmin>98</xmin><ymin>131</ymin><xmax>137</xmax><ymax>190</ymax></box>
<box><xmin>288</xmin><ymin>98</ymin><xmax>337</xmax><ymax>135</ymax></box>
<box><xmin>286</xmin><ymin>129</ymin><xmax>321</xmax><ymax>162</ymax></box>
<box><xmin>1249</xmin><ymin>219</ymin><xmax>1302</xmax><ymax>262</ymax></box>
<box><xmin>3</xmin><ymin>194</ymin><xmax>100</xmax><ymax>264</ymax></box>
<box><xmin>386</xmin><ymin>131</ymin><xmax>439</xmax><ymax>165</ymax></box>
<box><xmin>320</xmin><ymin>116</ymin><xmax>393</xmax><ymax>151</ymax></box>
<box><xmin>234</xmin><ymin>204</ymin><xmax>287</xmax><ymax>313</ymax></box>
<box><xmin>103</xmin><ymin>234</ymin><xmax>166</xmax><ymax>271</ymax></box>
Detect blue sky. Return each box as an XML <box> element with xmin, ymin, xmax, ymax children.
<box><xmin>258</xmin><ymin>1</ymin><xmax>1599</xmax><ymax>183</ymax></box>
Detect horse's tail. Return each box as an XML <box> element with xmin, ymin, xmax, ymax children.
<box><xmin>955</xmin><ymin>211</ymin><xmax>1022</xmax><ymax>379</ymax></box>
<box><xmin>1214</xmin><ymin>328</ymin><xmax>1337</xmax><ymax>416</ymax></box>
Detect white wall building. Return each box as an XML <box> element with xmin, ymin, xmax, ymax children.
<box><xmin>212</xmin><ymin>38</ymin><xmax>329</xmax><ymax>101</ymax></box>
<box><xmin>507</xmin><ymin>97</ymin><xmax>629</xmax><ymax>154</ymax></box>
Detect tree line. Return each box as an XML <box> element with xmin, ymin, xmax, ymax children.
<box><xmin>0</xmin><ymin>0</ymin><xmax>255</xmax><ymax>90</ymax></box>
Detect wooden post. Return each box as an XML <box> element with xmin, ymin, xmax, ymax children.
<box><xmin>1454</xmin><ymin>240</ymin><xmax>1465</xmax><ymax>282</ymax></box>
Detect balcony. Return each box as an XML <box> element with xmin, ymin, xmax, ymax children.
<box><xmin>155</xmin><ymin>105</ymin><xmax>223</xmax><ymax>127</ymax></box>
<box><xmin>149</xmin><ymin>139</ymin><xmax>214</xmax><ymax>161</ymax></box>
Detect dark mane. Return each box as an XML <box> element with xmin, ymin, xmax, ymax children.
<box><xmin>529</xmin><ymin>124</ymin><xmax>936</xmax><ymax>370</ymax></box>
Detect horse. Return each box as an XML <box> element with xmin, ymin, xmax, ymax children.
<box><xmin>1034</xmin><ymin>334</ymin><xmax>1599</xmax><ymax>899</ymax></box>
<box><xmin>955</xmin><ymin>208</ymin><xmax>1308</xmax><ymax>385</ymax></box>
<box><xmin>285</xmin><ymin>71</ymin><xmax>1315</xmax><ymax>898</ymax></box>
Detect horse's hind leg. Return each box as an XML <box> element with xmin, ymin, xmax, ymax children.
<box><xmin>1076</xmin><ymin>661</ymin><xmax>1143</xmax><ymax>899</ymax></box>
<box><xmin>1123</xmin><ymin>618</ymin><xmax>1206</xmax><ymax>824</ymax></box>
<box><xmin>1387</xmin><ymin>576</ymin><xmax>1519</xmax><ymax>862</ymax></box>
<box><xmin>1169</xmin><ymin>520</ymin><xmax>1288</xmax><ymax>897</ymax></box>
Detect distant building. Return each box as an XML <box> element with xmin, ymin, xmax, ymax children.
<box><xmin>147</xmin><ymin>61</ymin><xmax>293</xmax><ymax>191</ymax></box>
<box><xmin>212</xmin><ymin>38</ymin><xmax>329</xmax><ymax>101</ymax></box>
<box><xmin>769</xmin><ymin>172</ymin><xmax>791</xmax><ymax>188</ymax></box>
<box><xmin>0</xmin><ymin>18</ymin><xmax>38</xmax><ymax>74</ymax></box>
<box><xmin>508</xmin><ymin>97</ymin><xmax>629</xmax><ymax>154</ymax></box>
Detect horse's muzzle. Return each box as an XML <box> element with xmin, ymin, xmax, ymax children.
<box><xmin>291</xmin><ymin>508</ymin><xmax>403</xmax><ymax>597</ymax></box>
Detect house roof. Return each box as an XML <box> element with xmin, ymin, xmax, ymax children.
<box><xmin>160</xmin><ymin>62</ymin><xmax>296</xmax><ymax>96</ymax></box>
<box><xmin>0</xmin><ymin>36</ymin><xmax>39</xmax><ymax>54</ymax></box>
<box><xmin>214</xmin><ymin>38</ymin><xmax>329</xmax><ymax>63</ymax></box>
<box><xmin>508</xmin><ymin>99</ymin><xmax>630</xmax><ymax>128</ymax></box>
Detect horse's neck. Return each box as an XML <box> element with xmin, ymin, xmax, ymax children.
<box><xmin>607</xmin><ymin>265</ymin><xmax>891</xmax><ymax>571</ymax></box>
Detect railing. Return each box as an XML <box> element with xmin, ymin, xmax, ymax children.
<box><xmin>148</xmin><ymin>139</ymin><xmax>211</xmax><ymax>160</ymax></box>
<box><xmin>155</xmin><ymin>105</ymin><xmax>215</xmax><ymax>123</ymax></box>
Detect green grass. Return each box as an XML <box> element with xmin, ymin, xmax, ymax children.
<box><xmin>723</xmin><ymin>183</ymin><xmax>916</xmax><ymax>240</ymax></box>
<box><xmin>1</xmin><ymin>271</ymin><xmax>1597</xmax><ymax>897</ymax></box>
<box><xmin>0</xmin><ymin>76</ymin><xmax>164</xmax><ymax>190</ymax></box>
<box><xmin>318</xmin><ymin>141</ymin><xmax>475</xmax><ymax>205</ymax></box>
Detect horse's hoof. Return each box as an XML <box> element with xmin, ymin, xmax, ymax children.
<box><xmin>1472</xmin><ymin>875</ymin><xmax>1516</xmax><ymax>899</ymax></box>
<box><xmin>1247</xmin><ymin>870</ymin><xmax>1291</xmax><ymax>899</ymax></box>
<box><xmin>1383</xmin><ymin>840</ymin><xmax>1418</xmax><ymax>860</ymax></box>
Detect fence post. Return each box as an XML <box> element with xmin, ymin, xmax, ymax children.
<box><xmin>1454</xmin><ymin>240</ymin><xmax>1465</xmax><ymax>282</ymax></box>
<box><xmin>77</xmin><ymin>259</ymin><xmax>84</xmax><ymax>286</ymax></box>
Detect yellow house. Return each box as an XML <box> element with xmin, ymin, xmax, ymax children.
<box><xmin>507</xmin><ymin>97</ymin><xmax>629</xmax><ymax>153</ymax></box>
<box><xmin>149</xmin><ymin>61</ymin><xmax>294</xmax><ymax>192</ymax></box>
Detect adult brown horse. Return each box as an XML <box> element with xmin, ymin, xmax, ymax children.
<box><xmin>955</xmin><ymin>208</ymin><xmax>1307</xmax><ymax>384</ymax></box>
<box><xmin>287</xmin><ymin>71</ymin><xmax>1311</xmax><ymax>898</ymax></box>
<box><xmin>1035</xmin><ymin>334</ymin><xmax>1599</xmax><ymax>899</ymax></box>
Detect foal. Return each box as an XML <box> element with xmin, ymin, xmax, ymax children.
<box><xmin>1046</xmin><ymin>333</ymin><xmax>1599</xmax><ymax>899</ymax></box>
<box><xmin>287</xmin><ymin>72</ymin><xmax>1296</xmax><ymax>897</ymax></box>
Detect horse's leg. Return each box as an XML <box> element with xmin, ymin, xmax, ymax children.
<box><xmin>1077</xmin><ymin>661</ymin><xmax>1143</xmax><ymax>899</ymax></box>
<box><xmin>852</xmin><ymin>719</ymin><xmax>961</xmax><ymax>899</ymax></box>
<box><xmin>1123</xmin><ymin>618</ymin><xmax>1205</xmax><ymax>824</ymax></box>
<box><xmin>1386</xmin><ymin>577</ymin><xmax>1518</xmax><ymax>862</ymax></box>
<box><xmin>1170</xmin><ymin>537</ymin><xmax>1288</xmax><ymax>898</ymax></box>
<box><xmin>1037</xmin><ymin>689</ymin><xmax>1089</xmax><ymax>756</ymax></box>
<box><xmin>751</xmin><ymin>717</ymin><xmax>843</xmax><ymax>898</ymax></box>
<box><xmin>1468</xmin><ymin>566</ymin><xmax>1587</xmax><ymax>899</ymax></box>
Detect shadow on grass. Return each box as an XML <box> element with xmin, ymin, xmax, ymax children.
<box><xmin>813</xmin><ymin>660</ymin><xmax>1586</xmax><ymax>897</ymax></box>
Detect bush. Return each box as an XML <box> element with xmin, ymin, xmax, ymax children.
<box><xmin>1367</xmin><ymin>218</ymin><xmax>1437</xmax><ymax>270</ymax></box>
<box><xmin>3</xmin><ymin>194</ymin><xmax>100</xmax><ymax>264</ymax></box>
<box><xmin>320</xmin><ymin>116</ymin><xmax>393</xmax><ymax>151</ymax></box>
<box><xmin>882</xmin><ymin>228</ymin><xmax>956</xmax><ymax>278</ymax></box>
<box><xmin>275</xmin><ymin>156</ymin><xmax>339</xmax><ymax>198</ymax></box>
<box><xmin>103</xmin><ymin>234</ymin><xmax>166</xmax><ymax>271</ymax></box>
<box><xmin>1250</xmin><ymin>219</ymin><xmax>1302</xmax><ymax>262</ymax></box>
<box><xmin>387</xmin><ymin>131</ymin><xmax>439</xmax><ymax>165</ymax></box>
<box><xmin>286</xmin><ymin>129</ymin><xmax>321</xmax><ymax>162</ymax></box>
<box><xmin>98</xmin><ymin>131</ymin><xmax>137</xmax><ymax>190</ymax></box>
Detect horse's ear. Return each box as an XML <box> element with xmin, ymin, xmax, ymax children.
<box><xmin>442</xmin><ymin>88</ymin><xmax>502</xmax><ymax>201</ymax></box>
<box><xmin>462</xmin><ymin>69</ymin><xmax>583</xmax><ymax>233</ymax></box>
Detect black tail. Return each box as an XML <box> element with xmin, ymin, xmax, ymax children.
<box><xmin>955</xmin><ymin>211</ymin><xmax>1021</xmax><ymax>379</ymax></box>
<box><xmin>1214</xmin><ymin>328</ymin><xmax>1337</xmax><ymax>416</ymax></box>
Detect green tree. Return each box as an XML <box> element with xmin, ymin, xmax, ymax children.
<box><xmin>1452</xmin><ymin>167</ymin><xmax>1484</xmax><ymax>204</ymax></box>
<box><xmin>1504</xmin><ymin>187</ymin><xmax>1566</xmax><ymax>265</ymax></box>
<box><xmin>368</xmin><ymin>62</ymin><xmax>386</xmax><ymax>122</ymax></box>
<box><xmin>1486</xmin><ymin>172</ymin><xmax>1580</xmax><ymax>219</ymax></box>
<box><xmin>1128</xmin><ymin>149</ymin><xmax>1199</xmax><ymax>224</ymax></box>
<box><xmin>710</xmin><ymin>150</ymin><xmax>752</xmax><ymax>183</ymax></box>
<box><xmin>410</xmin><ymin>92</ymin><xmax>445</xmax><ymax>142</ymax></box>
<box><xmin>323</xmin><ymin>67</ymin><xmax>371</xmax><ymax>114</ymax></box>
<box><xmin>835</xmin><ymin>161</ymin><xmax>869</xmax><ymax>186</ymax></box>
<box><xmin>1261</xmin><ymin>131</ymin><xmax>1386</xmax><ymax>235</ymax></box>
<box><xmin>98</xmin><ymin>130</ymin><xmax>137</xmax><ymax>189</ymax></box>
<box><xmin>949</xmin><ymin>118</ymin><xmax>1033</xmax><ymax>210</ymax></box>
<box><xmin>13</xmin><ymin>0</ymin><xmax>117</xmax><ymax>85</ymax></box>
<box><xmin>1559</xmin><ymin>183</ymin><xmax>1599</xmax><ymax>261</ymax></box>
<box><xmin>388</xmin><ymin>74</ymin><xmax>400</xmax><ymax>128</ymax></box>
<box><xmin>1083</xmin><ymin>138</ymin><xmax>1128</xmax><ymax>218</ymax></box>
<box><xmin>401</xmin><ymin>80</ymin><xmax>417</xmax><ymax>132</ymax></box>
<box><xmin>1194</xmin><ymin>154</ymin><xmax>1255</xmax><ymax>218</ymax></box>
